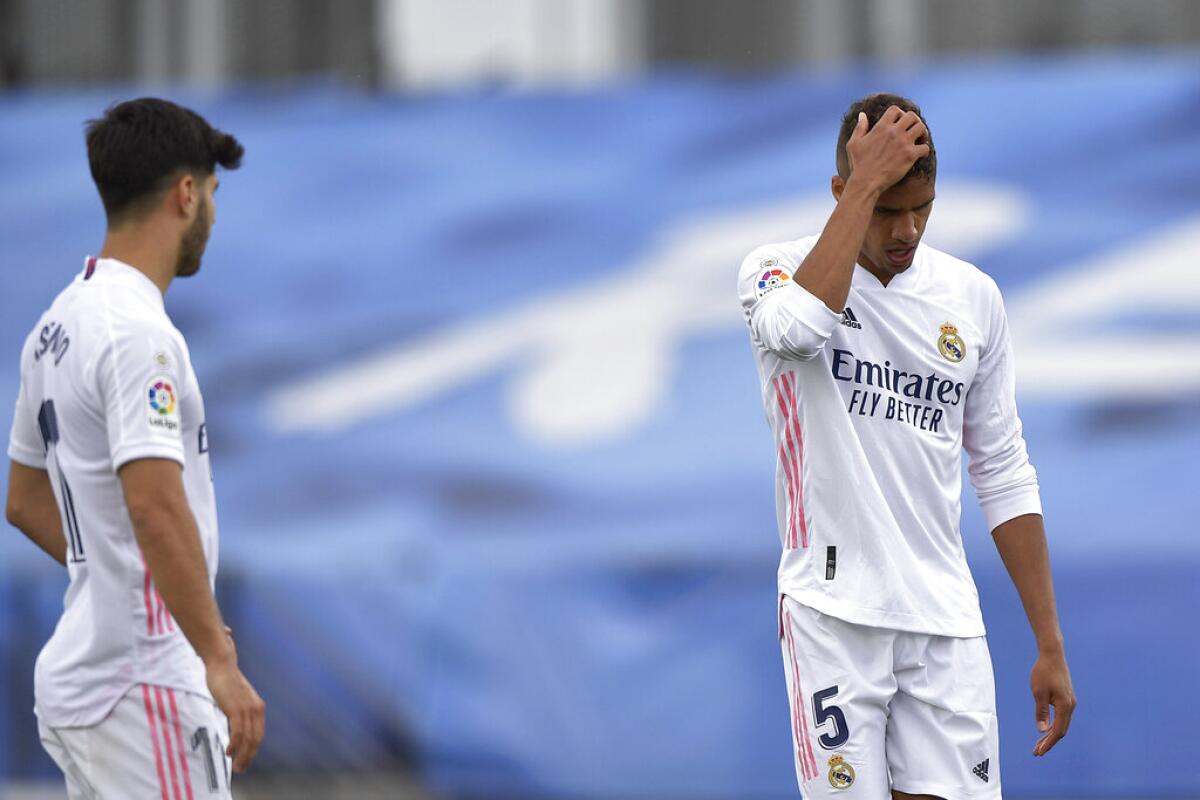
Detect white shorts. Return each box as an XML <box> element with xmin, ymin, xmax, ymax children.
<box><xmin>39</xmin><ymin>684</ymin><xmax>233</xmax><ymax>800</ymax></box>
<box><xmin>779</xmin><ymin>596</ymin><xmax>1001</xmax><ymax>799</ymax></box>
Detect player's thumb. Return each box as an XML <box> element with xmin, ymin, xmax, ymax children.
<box><xmin>855</xmin><ymin>111</ymin><xmax>868</xmax><ymax>136</ymax></box>
<box><xmin>1035</xmin><ymin>697</ymin><xmax>1050</xmax><ymax>732</ymax></box>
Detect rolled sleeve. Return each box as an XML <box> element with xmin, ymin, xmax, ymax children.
<box><xmin>738</xmin><ymin>246</ymin><xmax>841</xmax><ymax>360</ymax></box>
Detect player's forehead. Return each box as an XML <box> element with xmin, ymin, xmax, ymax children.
<box><xmin>876</xmin><ymin>176</ymin><xmax>935</xmax><ymax>210</ymax></box>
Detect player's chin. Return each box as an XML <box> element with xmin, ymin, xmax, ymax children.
<box><xmin>176</xmin><ymin>256</ymin><xmax>203</xmax><ymax>278</ymax></box>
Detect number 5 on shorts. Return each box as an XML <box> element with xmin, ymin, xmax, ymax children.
<box><xmin>812</xmin><ymin>686</ymin><xmax>850</xmax><ymax>749</ymax></box>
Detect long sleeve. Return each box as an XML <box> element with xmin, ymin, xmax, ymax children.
<box><xmin>963</xmin><ymin>279</ymin><xmax>1042</xmax><ymax>532</ymax></box>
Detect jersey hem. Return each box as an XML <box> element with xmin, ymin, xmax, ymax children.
<box><xmin>35</xmin><ymin>673</ymin><xmax>211</xmax><ymax>729</ymax></box>
<box><xmin>780</xmin><ymin>586</ymin><xmax>987</xmax><ymax>638</ymax></box>
<box><xmin>111</xmin><ymin>443</ymin><xmax>186</xmax><ymax>473</ymax></box>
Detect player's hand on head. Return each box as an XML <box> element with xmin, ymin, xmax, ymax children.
<box><xmin>1030</xmin><ymin>649</ymin><xmax>1076</xmax><ymax>756</ymax></box>
<box><xmin>845</xmin><ymin>105</ymin><xmax>931</xmax><ymax>194</ymax></box>
<box><xmin>205</xmin><ymin>659</ymin><xmax>266</xmax><ymax>773</ymax></box>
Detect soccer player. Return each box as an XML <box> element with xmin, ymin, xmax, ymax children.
<box><xmin>5</xmin><ymin>98</ymin><xmax>265</xmax><ymax>798</ymax></box>
<box><xmin>738</xmin><ymin>94</ymin><xmax>1075</xmax><ymax>798</ymax></box>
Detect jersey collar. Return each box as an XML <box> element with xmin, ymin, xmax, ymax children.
<box><xmin>852</xmin><ymin>244</ymin><xmax>924</xmax><ymax>292</ymax></box>
<box><xmin>81</xmin><ymin>256</ymin><xmax>166</xmax><ymax>311</ymax></box>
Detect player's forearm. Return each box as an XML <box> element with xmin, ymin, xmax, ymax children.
<box><xmin>992</xmin><ymin>513</ymin><xmax>1065</xmax><ymax>653</ymax></box>
<box><xmin>6</xmin><ymin>466</ymin><xmax>68</xmax><ymax>565</ymax></box>
<box><xmin>131</xmin><ymin>502</ymin><xmax>235</xmax><ymax>667</ymax></box>
<box><xmin>794</xmin><ymin>178</ymin><xmax>881</xmax><ymax>312</ymax></box>
<box><xmin>7</xmin><ymin>508</ymin><xmax>68</xmax><ymax>565</ymax></box>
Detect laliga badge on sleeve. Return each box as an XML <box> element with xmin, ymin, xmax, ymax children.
<box><xmin>756</xmin><ymin>258</ymin><xmax>792</xmax><ymax>299</ymax></box>
<box><xmin>828</xmin><ymin>755</ymin><xmax>855</xmax><ymax>789</ymax></box>
<box><xmin>146</xmin><ymin>376</ymin><xmax>181</xmax><ymax>433</ymax></box>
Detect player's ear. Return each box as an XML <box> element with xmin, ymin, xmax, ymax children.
<box><xmin>831</xmin><ymin>174</ymin><xmax>846</xmax><ymax>202</ymax></box>
<box><xmin>172</xmin><ymin>173</ymin><xmax>198</xmax><ymax>219</ymax></box>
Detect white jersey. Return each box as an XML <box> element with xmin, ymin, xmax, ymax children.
<box><xmin>8</xmin><ymin>257</ymin><xmax>217</xmax><ymax>727</ymax></box>
<box><xmin>739</xmin><ymin>236</ymin><xmax>1040</xmax><ymax>637</ymax></box>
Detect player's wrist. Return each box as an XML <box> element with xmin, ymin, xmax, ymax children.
<box><xmin>200</xmin><ymin>638</ymin><xmax>238</xmax><ymax>670</ymax></box>
<box><xmin>840</xmin><ymin>172</ymin><xmax>887</xmax><ymax>203</ymax></box>
<box><xmin>1035</xmin><ymin>634</ymin><xmax>1065</xmax><ymax>657</ymax></box>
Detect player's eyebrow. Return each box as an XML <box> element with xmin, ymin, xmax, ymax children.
<box><xmin>876</xmin><ymin>197</ymin><xmax>935</xmax><ymax>213</ymax></box>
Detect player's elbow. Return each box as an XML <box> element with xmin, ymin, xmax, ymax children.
<box><xmin>5</xmin><ymin>482</ymin><xmax>37</xmax><ymax>532</ymax></box>
<box><xmin>5</xmin><ymin>494</ymin><xmax>28</xmax><ymax>531</ymax></box>
<box><xmin>755</xmin><ymin>323</ymin><xmax>830</xmax><ymax>361</ymax></box>
<box><xmin>125</xmin><ymin>494</ymin><xmax>187</xmax><ymax>545</ymax></box>
<box><xmin>766</xmin><ymin>332</ymin><xmax>829</xmax><ymax>361</ymax></box>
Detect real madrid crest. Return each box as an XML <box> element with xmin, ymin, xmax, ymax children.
<box><xmin>937</xmin><ymin>322</ymin><xmax>965</xmax><ymax>363</ymax></box>
<box><xmin>827</xmin><ymin>755</ymin><xmax>855</xmax><ymax>789</ymax></box>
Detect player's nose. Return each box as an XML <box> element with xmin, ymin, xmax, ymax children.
<box><xmin>893</xmin><ymin>213</ymin><xmax>918</xmax><ymax>243</ymax></box>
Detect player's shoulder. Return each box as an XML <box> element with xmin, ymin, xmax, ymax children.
<box><xmin>739</xmin><ymin>235</ymin><xmax>819</xmax><ymax>279</ymax></box>
<box><xmin>920</xmin><ymin>242</ymin><xmax>1003</xmax><ymax>306</ymax></box>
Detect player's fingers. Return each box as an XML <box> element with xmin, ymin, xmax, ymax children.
<box><xmin>905</xmin><ymin>120</ymin><xmax>929</xmax><ymax>143</ymax></box>
<box><xmin>232</xmin><ymin>710</ymin><xmax>255</xmax><ymax>773</ymax></box>
<box><xmin>1054</xmin><ymin>690</ymin><xmax>1077</xmax><ymax>734</ymax></box>
<box><xmin>246</xmin><ymin>700</ymin><xmax>266</xmax><ymax>764</ymax></box>
<box><xmin>883</xmin><ymin>104</ymin><xmax>904</xmax><ymax>123</ymax></box>
<box><xmin>1034</xmin><ymin>715</ymin><xmax>1068</xmax><ymax>756</ymax></box>
<box><xmin>226</xmin><ymin>715</ymin><xmax>247</xmax><ymax>771</ymax></box>
<box><xmin>1033</xmin><ymin>728</ymin><xmax>1062</xmax><ymax>756</ymax></box>
<box><xmin>900</xmin><ymin>110</ymin><xmax>922</xmax><ymax>131</ymax></box>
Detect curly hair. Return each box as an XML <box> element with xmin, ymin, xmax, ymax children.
<box><xmin>835</xmin><ymin>92</ymin><xmax>935</xmax><ymax>183</ymax></box>
<box><xmin>86</xmin><ymin>97</ymin><xmax>244</xmax><ymax>223</ymax></box>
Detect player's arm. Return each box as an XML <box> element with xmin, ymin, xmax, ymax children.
<box><xmin>5</xmin><ymin>461</ymin><xmax>68</xmax><ymax>565</ymax></box>
<box><xmin>794</xmin><ymin>106</ymin><xmax>930</xmax><ymax>312</ymax></box>
<box><xmin>964</xmin><ymin>282</ymin><xmax>1075</xmax><ymax>757</ymax></box>
<box><xmin>119</xmin><ymin>457</ymin><xmax>265</xmax><ymax>773</ymax></box>
<box><xmin>992</xmin><ymin>513</ymin><xmax>1075</xmax><ymax>756</ymax></box>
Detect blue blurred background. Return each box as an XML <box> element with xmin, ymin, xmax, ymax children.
<box><xmin>2</xmin><ymin>2</ymin><xmax>1199</xmax><ymax>798</ymax></box>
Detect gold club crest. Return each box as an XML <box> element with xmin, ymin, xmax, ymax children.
<box><xmin>937</xmin><ymin>322</ymin><xmax>965</xmax><ymax>363</ymax></box>
<box><xmin>828</xmin><ymin>755</ymin><xmax>855</xmax><ymax>789</ymax></box>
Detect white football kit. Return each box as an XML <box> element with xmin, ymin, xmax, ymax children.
<box><xmin>8</xmin><ymin>257</ymin><xmax>230</xmax><ymax>798</ymax></box>
<box><xmin>739</xmin><ymin>236</ymin><xmax>1041</xmax><ymax>798</ymax></box>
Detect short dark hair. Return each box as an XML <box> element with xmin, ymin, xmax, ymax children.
<box><xmin>835</xmin><ymin>92</ymin><xmax>935</xmax><ymax>183</ymax></box>
<box><xmin>85</xmin><ymin>98</ymin><xmax>244</xmax><ymax>223</ymax></box>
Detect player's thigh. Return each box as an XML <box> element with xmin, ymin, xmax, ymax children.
<box><xmin>38</xmin><ymin>720</ymin><xmax>96</xmax><ymax>800</ymax></box>
<box><xmin>139</xmin><ymin>685</ymin><xmax>234</xmax><ymax>799</ymax></box>
<box><xmin>886</xmin><ymin>634</ymin><xmax>1000</xmax><ymax>798</ymax></box>
<box><xmin>779</xmin><ymin>595</ymin><xmax>895</xmax><ymax>797</ymax></box>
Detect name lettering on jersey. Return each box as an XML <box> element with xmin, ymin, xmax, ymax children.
<box><xmin>832</xmin><ymin>348</ymin><xmax>964</xmax><ymax>435</ymax></box>
<box><xmin>146</xmin><ymin>376</ymin><xmax>181</xmax><ymax>433</ymax></box>
<box><xmin>34</xmin><ymin>321</ymin><xmax>71</xmax><ymax>366</ymax></box>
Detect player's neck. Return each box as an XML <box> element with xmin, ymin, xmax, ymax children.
<box><xmin>98</xmin><ymin>225</ymin><xmax>179</xmax><ymax>297</ymax></box>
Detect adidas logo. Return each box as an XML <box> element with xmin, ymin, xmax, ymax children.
<box><xmin>840</xmin><ymin>307</ymin><xmax>862</xmax><ymax>329</ymax></box>
<box><xmin>972</xmin><ymin>758</ymin><xmax>990</xmax><ymax>783</ymax></box>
